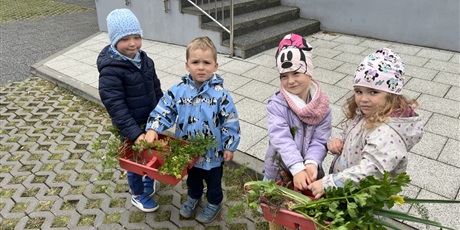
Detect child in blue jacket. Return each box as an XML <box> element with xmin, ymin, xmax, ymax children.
<box><xmin>145</xmin><ymin>37</ymin><xmax>240</xmax><ymax>223</ymax></box>
<box><xmin>97</xmin><ymin>8</ymin><xmax>163</xmax><ymax>212</ymax></box>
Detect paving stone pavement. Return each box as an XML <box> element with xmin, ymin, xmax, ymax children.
<box><xmin>0</xmin><ymin>78</ymin><xmax>267</xmax><ymax>229</ymax></box>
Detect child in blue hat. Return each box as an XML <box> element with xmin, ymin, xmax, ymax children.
<box><xmin>97</xmin><ymin>8</ymin><xmax>163</xmax><ymax>212</ymax></box>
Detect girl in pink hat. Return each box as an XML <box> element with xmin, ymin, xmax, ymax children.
<box><xmin>264</xmin><ymin>34</ymin><xmax>332</xmax><ymax>191</ymax></box>
<box><xmin>308</xmin><ymin>48</ymin><xmax>424</xmax><ymax>198</ymax></box>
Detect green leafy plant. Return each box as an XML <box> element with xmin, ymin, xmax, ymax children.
<box><xmin>92</xmin><ymin>126</ymin><xmax>217</xmax><ymax>178</ymax></box>
<box><xmin>240</xmin><ymin>172</ymin><xmax>459</xmax><ymax>230</ymax></box>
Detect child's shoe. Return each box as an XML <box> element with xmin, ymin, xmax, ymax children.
<box><xmin>143</xmin><ymin>177</ymin><xmax>157</xmax><ymax>196</ymax></box>
<box><xmin>196</xmin><ymin>202</ymin><xmax>222</xmax><ymax>223</ymax></box>
<box><xmin>131</xmin><ymin>193</ymin><xmax>159</xmax><ymax>212</ymax></box>
<box><xmin>179</xmin><ymin>197</ymin><xmax>200</xmax><ymax>218</ymax></box>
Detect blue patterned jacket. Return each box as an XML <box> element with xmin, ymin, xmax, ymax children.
<box><xmin>146</xmin><ymin>73</ymin><xmax>240</xmax><ymax>170</ymax></box>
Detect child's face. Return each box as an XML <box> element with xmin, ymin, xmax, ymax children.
<box><xmin>115</xmin><ymin>34</ymin><xmax>142</xmax><ymax>59</ymax></box>
<box><xmin>353</xmin><ymin>86</ymin><xmax>389</xmax><ymax>116</ymax></box>
<box><xmin>186</xmin><ymin>48</ymin><xmax>218</xmax><ymax>88</ymax></box>
<box><xmin>280</xmin><ymin>71</ymin><xmax>312</xmax><ymax>101</ymax></box>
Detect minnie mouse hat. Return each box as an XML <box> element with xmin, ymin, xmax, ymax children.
<box><xmin>276</xmin><ymin>34</ymin><xmax>314</xmax><ymax>76</ymax></box>
<box><xmin>354</xmin><ymin>48</ymin><xmax>405</xmax><ymax>95</ymax></box>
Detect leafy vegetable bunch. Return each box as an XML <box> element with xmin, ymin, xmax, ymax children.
<box><xmin>92</xmin><ymin>126</ymin><xmax>217</xmax><ymax>178</ymax></box>
<box><xmin>244</xmin><ymin>172</ymin><xmax>458</xmax><ymax>230</ymax></box>
<box><xmin>135</xmin><ymin>133</ymin><xmax>218</xmax><ymax>178</ymax></box>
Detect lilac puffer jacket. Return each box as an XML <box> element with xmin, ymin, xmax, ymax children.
<box><xmin>263</xmin><ymin>81</ymin><xmax>332</xmax><ymax>181</ymax></box>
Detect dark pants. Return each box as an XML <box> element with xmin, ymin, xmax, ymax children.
<box><xmin>127</xmin><ymin>171</ymin><xmax>144</xmax><ymax>195</ymax></box>
<box><xmin>186</xmin><ymin>164</ymin><xmax>223</xmax><ymax>205</ymax></box>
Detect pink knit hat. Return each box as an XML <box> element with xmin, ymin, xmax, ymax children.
<box><xmin>354</xmin><ymin>48</ymin><xmax>405</xmax><ymax>95</ymax></box>
<box><xmin>275</xmin><ymin>34</ymin><xmax>314</xmax><ymax>76</ymax></box>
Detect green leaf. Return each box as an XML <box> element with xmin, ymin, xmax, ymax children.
<box><xmin>373</xmin><ymin>218</ymin><xmax>403</xmax><ymax>230</ymax></box>
<box><xmin>346</xmin><ymin>202</ymin><xmax>358</xmax><ymax>218</ymax></box>
<box><xmin>403</xmin><ymin>198</ymin><xmax>460</xmax><ymax>204</ymax></box>
<box><xmin>374</xmin><ymin>209</ymin><xmax>454</xmax><ymax>230</ymax></box>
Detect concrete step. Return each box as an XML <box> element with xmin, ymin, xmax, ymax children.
<box><xmin>202</xmin><ymin>5</ymin><xmax>300</xmax><ymax>40</ymax></box>
<box><xmin>181</xmin><ymin>0</ymin><xmax>280</xmax><ymax>23</ymax></box>
<box><xmin>223</xmin><ymin>18</ymin><xmax>320</xmax><ymax>58</ymax></box>
<box><xmin>181</xmin><ymin>0</ymin><xmax>320</xmax><ymax>58</ymax></box>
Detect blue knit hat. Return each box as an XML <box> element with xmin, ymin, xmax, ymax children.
<box><xmin>107</xmin><ymin>8</ymin><xmax>143</xmax><ymax>48</ymax></box>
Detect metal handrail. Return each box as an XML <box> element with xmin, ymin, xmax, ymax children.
<box><xmin>187</xmin><ymin>0</ymin><xmax>234</xmax><ymax>57</ymax></box>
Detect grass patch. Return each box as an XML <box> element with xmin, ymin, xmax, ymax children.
<box><xmin>114</xmin><ymin>184</ymin><xmax>129</xmax><ymax>193</ymax></box>
<box><xmin>10</xmin><ymin>175</ymin><xmax>28</xmax><ymax>184</ymax></box>
<box><xmin>31</xmin><ymin>175</ymin><xmax>48</xmax><ymax>183</ymax></box>
<box><xmin>69</xmin><ymin>152</ymin><xmax>84</xmax><ymax>159</ymax></box>
<box><xmin>18</xmin><ymin>164</ymin><xmax>34</xmax><ymax>172</ymax></box>
<box><xmin>6</xmin><ymin>135</ymin><xmax>20</xmax><ymax>142</ymax></box>
<box><xmin>226</xmin><ymin>187</ymin><xmax>243</xmax><ymax>201</ymax></box>
<box><xmin>61</xmin><ymin>162</ymin><xmax>77</xmax><ymax>170</ymax></box>
<box><xmin>76</xmin><ymin>173</ymin><xmax>92</xmax><ymax>181</ymax></box>
<box><xmin>85</xmin><ymin>199</ymin><xmax>103</xmax><ymax>209</ymax></box>
<box><xmin>157</xmin><ymin>194</ymin><xmax>173</xmax><ymax>205</ymax></box>
<box><xmin>21</xmin><ymin>187</ymin><xmax>40</xmax><ymax>197</ymax></box>
<box><xmin>28</xmin><ymin>154</ymin><xmax>42</xmax><ymax>161</ymax></box>
<box><xmin>35</xmin><ymin>201</ymin><xmax>54</xmax><ymax>212</ymax></box>
<box><xmin>228</xmin><ymin>223</ymin><xmax>247</xmax><ymax>230</ymax></box>
<box><xmin>54</xmin><ymin>173</ymin><xmax>71</xmax><ymax>182</ymax></box>
<box><xmin>81</xmin><ymin>161</ymin><xmax>98</xmax><ymax>170</ymax></box>
<box><xmin>55</xmin><ymin>144</ymin><xmax>70</xmax><ymax>150</ymax></box>
<box><xmin>40</xmin><ymin>163</ymin><xmax>57</xmax><ymax>171</ymax></box>
<box><xmin>78</xmin><ymin>214</ymin><xmax>96</xmax><ymax>226</ymax></box>
<box><xmin>0</xmin><ymin>165</ymin><xmax>14</xmax><ymax>173</ymax></box>
<box><xmin>48</xmin><ymin>153</ymin><xmax>64</xmax><ymax>160</ymax></box>
<box><xmin>68</xmin><ymin>185</ymin><xmax>86</xmax><ymax>195</ymax></box>
<box><xmin>91</xmin><ymin>184</ymin><xmax>107</xmax><ymax>194</ymax></box>
<box><xmin>6</xmin><ymin>153</ymin><xmax>23</xmax><ymax>161</ymax></box>
<box><xmin>61</xmin><ymin>200</ymin><xmax>79</xmax><ymax>210</ymax></box>
<box><xmin>45</xmin><ymin>187</ymin><xmax>62</xmax><ymax>196</ymax></box>
<box><xmin>104</xmin><ymin>212</ymin><xmax>122</xmax><ymax>224</ymax></box>
<box><xmin>52</xmin><ymin>215</ymin><xmax>70</xmax><ymax>228</ymax></box>
<box><xmin>0</xmin><ymin>218</ymin><xmax>20</xmax><ymax>230</ymax></box>
<box><xmin>99</xmin><ymin>172</ymin><xmax>114</xmax><ymax>180</ymax></box>
<box><xmin>74</xmin><ymin>143</ymin><xmax>88</xmax><ymax>150</ymax></box>
<box><xmin>25</xmin><ymin>217</ymin><xmax>45</xmax><ymax>229</ymax></box>
<box><xmin>109</xmin><ymin>197</ymin><xmax>126</xmax><ymax>208</ymax></box>
<box><xmin>154</xmin><ymin>210</ymin><xmax>171</xmax><ymax>222</ymax></box>
<box><xmin>129</xmin><ymin>212</ymin><xmax>145</xmax><ymax>223</ymax></box>
<box><xmin>11</xmin><ymin>202</ymin><xmax>29</xmax><ymax>213</ymax></box>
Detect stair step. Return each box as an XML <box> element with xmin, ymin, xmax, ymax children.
<box><xmin>202</xmin><ymin>5</ymin><xmax>299</xmax><ymax>39</ymax></box>
<box><xmin>182</xmin><ymin>0</ymin><xmax>280</xmax><ymax>21</ymax></box>
<box><xmin>223</xmin><ymin>18</ymin><xmax>320</xmax><ymax>58</ymax></box>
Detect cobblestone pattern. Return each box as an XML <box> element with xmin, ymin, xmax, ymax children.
<box><xmin>0</xmin><ymin>77</ymin><xmax>265</xmax><ymax>229</ymax></box>
<box><xmin>1</xmin><ymin>0</ymin><xmax>93</xmax><ymax>23</ymax></box>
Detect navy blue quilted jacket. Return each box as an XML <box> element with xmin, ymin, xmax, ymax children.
<box><xmin>97</xmin><ymin>45</ymin><xmax>163</xmax><ymax>141</ymax></box>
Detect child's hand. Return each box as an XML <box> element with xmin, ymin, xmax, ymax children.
<box><xmin>134</xmin><ymin>133</ymin><xmax>145</xmax><ymax>144</ymax></box>
<box><xmin>293</xmin><ymin>170</ymin><xmax>309</xmax><ymax>191</ymax></box>
<box><xmin>307</xmin><ymin>180</ymin><xmax>324</xmax><ymax>199</ymax></box>
<box><xmin>223</xmin><ymin>150</ymin><xmax>233</xmax><ymax>162</ymax></box>
<box><xmin>327</xmin><ymin>138</ymin><xmax>343</xmax><ymax>155</ymax></box>
<box><xmin>305</xmin><ymin>164</ymin><xmax>318</xmax><ymax>184</ymax></box>
<box><xmin>145</xmin><ymin>129</ymin><xmax>158</xmax><ymax>143</ymax></box>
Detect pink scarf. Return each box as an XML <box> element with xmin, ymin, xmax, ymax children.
<box><xmin>280</xmin><ymin>79</ymin><xmax>330</xmax><ymax>125</ymax></box>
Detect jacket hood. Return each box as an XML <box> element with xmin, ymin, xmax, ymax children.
<box><xmin>386</xmin><ymin>114</ymin><xmax>424</xmax><ymax>151</ymax></box>
<box><xmin>97</xmin><ymin>45</ymin><xmax>144</xmax><ymax>72</ymax></box>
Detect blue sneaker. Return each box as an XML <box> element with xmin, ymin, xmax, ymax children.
<box><xmin>179</xmin><ymin>197</ymin><xmax>200</xmax><ymax>218</ymax></box>
<box><xmin>143</xmin><ymin>177</ymin><xmax>157</xmax><ymax>196</ymax></box>
<box><xmin>131</xmin><ymin>193</ymin><xmax>159</xmax><ymax>212</ymax></box>
<box><xmin>196</xmin><ymin>202</ymin><xmax>222</xmax><ymax>223</ymax></box>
